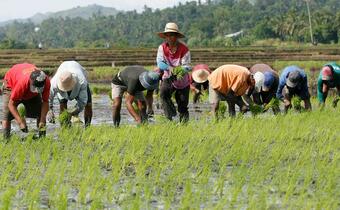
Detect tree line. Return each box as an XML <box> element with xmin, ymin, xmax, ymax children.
<box><xmin>0</xmin><ymin>0</ymin><xmax>339</xmax><ymax>49</ymax></box>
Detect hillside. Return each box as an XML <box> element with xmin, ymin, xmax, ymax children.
<box><xmin>0</xmin><ymin>4</ymin><xmax>120</xmax><ymax>26</ymax></box>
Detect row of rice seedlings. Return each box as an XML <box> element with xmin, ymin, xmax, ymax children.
<box><xmin>0</xmin><ymin>103</ymin><xmax>339</xmax><ymax>208</ymax></box>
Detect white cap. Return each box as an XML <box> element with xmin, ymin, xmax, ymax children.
<box><xmin>254</xmin><ymin>72</ymin><xmax>264</xmax><ymax>92</ymax></box>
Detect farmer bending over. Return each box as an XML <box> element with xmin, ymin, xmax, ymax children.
<box><xmin>2</xmin><ymin>63</ymin><xmax>50</xmax><ymax>139</ymax></box>
<box><xmin>190</xmin><ymin>64</ymin><xmax>210</xmax><ymax>104</ymax></box>
<box><xmin>208</xmin><ymin>64</ymin><xmax>255</xmax><ymax>118</ymax></box>
<box><xmin>48</xmin><ymin>61</ymin><xmax>92</xmax><ymax>127</ymax></box>
<box><xmin>243</xmin><ymin>63</ymin><xmax>280</xmax><ymax>114</ymax></box>
<box><xmin>317</xmin><ymin>62</ymin><xmax>340</xmax><ymax>108</ymax></box>
<box><xmin>111</xmin><ymin>66</ymin><xmax>160</xmax><ymax>127</ymax></box>
<box><xmin>276</xmin><ymin>66</ymin><xmax>311</xmax><ymax>112</ymax></box>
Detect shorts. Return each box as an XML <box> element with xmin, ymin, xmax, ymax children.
<box><xmin>2</xmin><ymin>87</ymin><xmax>42</xmax><ymax>121</ymax></box>
<box><xmin>209</xmin><ymin>85</ymin><xmax>229</xmax><ymax>104</ymax></box>
<box><xmin>59</xmin><ymin>84</ymin><xmax>92</xmax><ymax>104</ymax></box>
<box><xmin>111</xmin><ymin>83</ymin><xmax>145</xmax><ymax>101</ymax></box>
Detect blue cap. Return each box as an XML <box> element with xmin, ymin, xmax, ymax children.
<box><xmin>139</xmin><ymin>71</ymin><xmax>160</xmax><ymax>90</ymax></box>
<box><xmin>263</xmin><ymin>72</ymin><xmax>275</xmax><ymax>91</ymax></box>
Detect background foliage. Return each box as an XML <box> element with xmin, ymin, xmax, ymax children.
<box><xmin>0</xmin><ymin>0</ymin><xmax>340</xmax><ymax>49</ymax></box>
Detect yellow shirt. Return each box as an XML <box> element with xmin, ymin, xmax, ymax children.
<box><xmin>208</xmin><ymin>64</ymin><xmax>251</xmax><ymax>96</ymax></box>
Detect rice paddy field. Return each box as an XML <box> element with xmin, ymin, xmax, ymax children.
<box><xmin>0</xmin><ymin>99</ymin><xmax>339</xmax><ymax>209</ymax></box>
<box><xmin>0</xmin><ymin>47</ymin><xmax>340</xmax><ymax>209</ymax></box>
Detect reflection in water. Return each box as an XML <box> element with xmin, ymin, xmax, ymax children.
<box><xmin>0</xmin><ymin>94</ymin><xmax>212</xmax><ymax>135</ymax></box>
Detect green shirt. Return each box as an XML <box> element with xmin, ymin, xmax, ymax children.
<box><xmin>317</xmin><ymin>63</ymin><xmax>340</xmax><ymax>102</ymax></box>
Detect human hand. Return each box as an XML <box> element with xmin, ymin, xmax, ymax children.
<box><xmin>332</xmin><ymin>97</ymin><xmax>339</xmax><ymax>108</ymax></box>
<box><xmin>38</xmin><ymin>122</ymin><xmax>46</xmax><ymax>137</ymax></box>
<box><xmin>19</xmin><ymin>121</ymin><xmax>28</xmax><ymax>133</ymax></box>
<box><xmin>47</xmin><ymin>111</ymin><xmax>55</xmax><ymax>123</ymax></box>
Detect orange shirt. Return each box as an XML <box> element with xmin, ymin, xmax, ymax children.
<box><xmin>208</xmin><ymin>64</ymin><xmax>251</xmax><ymax>96</ymax></box>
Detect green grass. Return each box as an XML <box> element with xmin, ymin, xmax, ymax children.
<box><xmin>0</xmin><ymin>101</ymin><xmax>339</xmax><ymax>209</ymax></box>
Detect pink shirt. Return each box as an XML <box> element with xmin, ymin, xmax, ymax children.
<box><xmin>156</xmin><ymin>41</ymin><xmax>191</xmax><ymax>89</ymax></box>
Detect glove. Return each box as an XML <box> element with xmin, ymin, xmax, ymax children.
<box><xmin>158</xmin><ymin>61</ymin><xmax>169</xmax><ymax>71</ymax></box>
<box><xmin>47</xmin><ymin>111</ymin><xmax>55</xmax><ymax>123</ymax></box>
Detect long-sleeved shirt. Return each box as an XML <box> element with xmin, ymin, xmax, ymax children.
<box><xmin>317</xmin><ymin>63</ymin><xmax>340</xmax><ymax>102</ymax></box>
<box><xmin>49</xmin><ymin>61</ymin><xmax>88</xmax><ymax>114</ymax></box>
<box><xmin>276</xmin><ymin>66</ymin><xmax>309</xmax><ymax>100</ymax></box>
<box><xmin>156</xmin><ymin>41</ymin><xmax>191</xmax><ymax>89</ymax></box>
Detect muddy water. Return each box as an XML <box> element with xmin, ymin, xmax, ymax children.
<box><xmin>0</xmin><ymin>94</ymin><xmax>214</xmax><ymax>136</ymax></box>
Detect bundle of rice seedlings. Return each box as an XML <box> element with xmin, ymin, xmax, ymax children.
<box><xmin>291</xmin><ymin>96</ymin><xmax>302</xmax><ymax>110</ymax></box>
<box><xmin>264</xmin><ymin>98</ymin><xmax>280</xmax><ymax>111</ymax></box>
<box><xmin>172</xmin><ymin>66</ymin><xmax>186</xmax><ymax>80</ymax></box>
<box><xmin>249</xmin><ymin>104</ymin><xmax>264</xmax><ymax>116</ymax></box>
<box><xmin>18</xmin><ymin>104</ymin><xmax>26</xmax><ymax>118</ymax></box>
<box><xmin>59</xmin><ymin>110</ymin><xmax>71</xmax><ymax>127</ymax></box>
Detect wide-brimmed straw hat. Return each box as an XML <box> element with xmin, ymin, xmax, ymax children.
<box><xmin>139</xmin><ymin>71</ymin><xmax>160</xmax><ymax>90</ymax></box>
<box><xmin>158</xmin><ymin>22</ymin><xmax>185</xmax><ymax>39</ymax></box>
<box><xmin>192</xmin><ymin>64</ymin><xmax>210</xmax><ymax>83</ymax></box>
<box><xmin>58</xmin><ymin>71</ymin><xmax>77</xmax><ymax>92</ymax></box>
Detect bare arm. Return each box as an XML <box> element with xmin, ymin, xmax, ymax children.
<box><xmin>125</xmin><ymin>93</ymin><xmax>141</xmax><ymax>123</ymax></box>
<box><xmin>39</xmin><ymin>101</ymin><xmax>49</xmax><ymax>125</ymax></box>
<box><xmin>145</xmin><ymin>90</ymin><xmax>154</xmax><ymax>114</ymax></box>
<box><xmin>8</xmin><ymin>99</ymin><xmax>26</xmax><ymax>129</ymax></box>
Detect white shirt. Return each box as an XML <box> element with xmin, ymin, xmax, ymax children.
<box><xmin>49</xmin><ymin>61</ymin><xmax>89</xmax><ymax>114</ymax></box>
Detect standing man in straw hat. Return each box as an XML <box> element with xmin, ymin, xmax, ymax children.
<box><xmin>111</xmin><ymin>66</ymin><xmax>160</xmax><ymax>127</ymax></box>
<box><xmin>48</xmin><ymin>61</ymin><xmax>92</xmax><ymax>127</ymax></box>
<box><xmin>244</xmin><ymin>63</ymin><xmax>280</xmax><ymax>113</ymax></box>
<box><xmin>276</xmin><ymin>65</ymin><xmax>311</xmax><ymax>112</ymax></box>
<box><xmin>190</xmin><ymin>64</ymin><xmax>211</xmax><ymax>103</ymax></box>
<box><xmin>317</xmin><ymin>62</ymin><xmax>340</xmax><ymax>107</ymax></box>
<box><xmin>208</xmin><ymin>64</ymin><xmax>255</xmax><ymax>118</ymax></box>
<box><xmin>156</xmin><ymin>22</ymin><xmax>192</xmax><ymax>122</ymax></box>
<box><xmin>2</xmin><ymin>63</ymin><xmax>50</xmax><ymax>139</ymax></box>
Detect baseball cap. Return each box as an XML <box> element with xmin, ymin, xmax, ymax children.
<box><xmin>263</xmin><ymin>72</ymin><xmax>275</xmax><ymax>91</ymax></box>
<box><xmin>30</xmin><ymin>70</ymin><xmax>46</xmax><ymax>93</ymax></box>
<box><xmin>286</xmin><ymin>70</ymin><xmax>302</xmax><ymax>88</ymax></box>
<box><xmin>321</xmin><ymin>66</ymin><xmax>333</xmax><ymax>81</ymax></box>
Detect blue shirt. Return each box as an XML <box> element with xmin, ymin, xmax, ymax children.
<box><xmin>276</xmin><ymin>66</ymin><xmax>309</xmax><ymax>100</ymax></box>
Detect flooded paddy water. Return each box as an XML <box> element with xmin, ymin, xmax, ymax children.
<box><xmin>0</xmin><ymin>92</ymin><xmax>214</xmax><ymax>136</ymax></box>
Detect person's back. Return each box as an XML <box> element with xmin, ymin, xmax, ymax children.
<box><xmin>54</xmin><ymin>61</ymin><xmax>87</xmax><ymax>84</ymax></box>
<box><xmin>4</xmin><ymin>63</ymin><xmax>37</xmax><ymax>89</ymax></box>
<box><xmin>209</xmin><ymin>64</ymin><xmax>250</xmax><ymax>96</ymax></box>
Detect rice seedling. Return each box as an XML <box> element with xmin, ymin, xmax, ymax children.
<box><xmin>171</xmin><ymin>66</ymin><xmax>186</xmax><ymax>80</ymax></box>
<box><xmin>58</xmin><ymin>110</ymin><xmax>71</xmax><ymax>127</ymax></box>
<box><xmin>249</xmin><ymin>103</ymin><xmax>264</xmax><ymax>116</ymax></box>
<box><xmin>291</xmin><ymin>96</ymin><xmax>302</xmax><ymax>111</ymax></box>
<box><xmin>0</xmin><ymin>99</ymin><xmax>339</xmax><ymax>209</ymax></box>
<box><xmin>264</xmin><ymin>98</ymin><xmax>280</xmax><ymax>111</ymax></box>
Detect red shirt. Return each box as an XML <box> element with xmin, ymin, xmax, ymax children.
<box><xmin>4</xmin><ymin>63</ymin><xmax>50</xmax><ymax>102</ymax></box>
